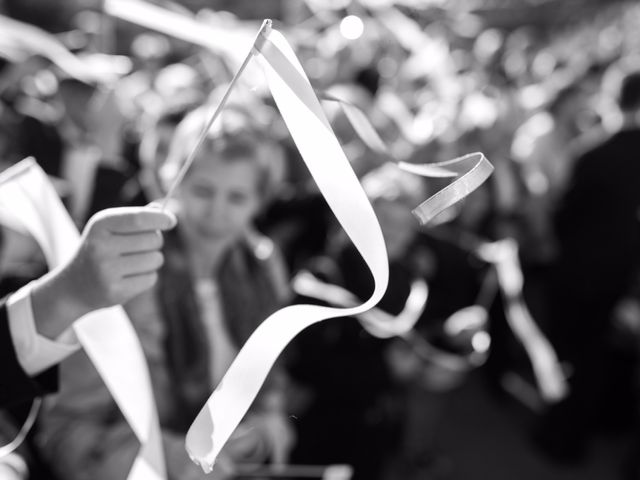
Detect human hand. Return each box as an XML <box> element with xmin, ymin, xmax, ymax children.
<box><xmin>31</xmin><ymin>206</ymin><xmax>177</xmax><ymax>339</ymax></box>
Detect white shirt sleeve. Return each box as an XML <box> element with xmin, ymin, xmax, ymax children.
<box><xmin>6</xmin><ymin>282</ymin><xmax>80</xmax><ymax>376</ymax></box>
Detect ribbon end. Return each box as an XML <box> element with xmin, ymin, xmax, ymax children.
<box><xmin>189</xmin><ymin>456</ymin><xmax>214</xmax><ymax>474</ymax></box>
<box><xmin>253</xmin><ymin>18</ymin><xmax>272</xmax><ymax>54</ymax></box>
<box><xmin>185</xmin><ymin>407</ymin><xmax>219</xmax><ymax>474</ymax></box>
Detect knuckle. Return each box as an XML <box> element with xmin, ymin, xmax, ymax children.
<box><xmin>84</xmin><ymin>233</ymin><xmax>111</xmax><ymax>259</ymax></box>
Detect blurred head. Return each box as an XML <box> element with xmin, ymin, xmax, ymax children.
<box><xmin>546</xmin><ymin>81</ymin><xmax>591</xmax><ymax>138</ymax></box>
<box><xmin>602</xmin><ymin>57</ymin><xmax>640</xmax><ymax>120</ymax></box>
<box><xmin>617</xmin><ymin>68</ymin><xmax>640</xmax><ymax>113</ymax></box>
<box><xmin>361</xmin><ymin>163</ymin><xmax>427</xmax><ymax>259</ymax></box>
<box><xmin>161</xmin><ymin>105</ymin><xmax>283</xmax><ymax>247</ymax></box>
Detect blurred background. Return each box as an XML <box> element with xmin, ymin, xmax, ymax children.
<box><xmin>1</xmin><ymin>0</ymin><xmax>640</xmax><ymax>479</ymax></box>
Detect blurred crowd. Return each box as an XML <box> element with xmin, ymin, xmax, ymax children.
<box><xmin>2</xmin><ymin>0</ymin><xmax>640</xmax><ymax>479</ymax></box>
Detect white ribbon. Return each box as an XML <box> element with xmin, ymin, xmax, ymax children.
<box><xmin>0</xmin><ymin>158</ymin><xmax>166</xmax><ymax>480</ymax></box>
<box><xmin>104</xmin><ymin>0</ymin><xmax>256</xmax><ymax>66</ymax></box>
<box><xmin>315</xmin><ymin>94</ymin><xmax>495</xmax><ymax>225</ymax></box>
<box><xmin>292</xmin><ymin>270</ymin><xmax>428</xmax><ymax>339</ymax></box>
<box><xmin>318</xmin><ymin>91</ymin><xmax>458</xmax><ymax>179</ymax></box>
<box><xmin>0</xmin><ymin>15</ymin><xmax>99</xmax><ymax>84</ymax></box>
<box><xmin>184</xmin><ymin>27</ymin><xmax>389</xmax><ymax>472</ymax></box>
<box><xmin>478</xmin><ymin>238</ymin><xmax>568</xmax><ymax>402</ymax></box>
<box><xmin>185</xmin><ymin>26</ymin><xmax>493</xmax><ymax>472</ymax></box>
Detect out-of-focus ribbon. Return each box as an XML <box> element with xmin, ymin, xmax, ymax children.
<box><xmin>478</xmin><ymin>238</ymin><xmax>568</xmax><ymax>403</ymax></box>
<box><xmin>104</xmin><ymin>0</ymin><xmax>257</xmax><ymax>67</ymax></box>
<box><xmin>318</xmin><ymin>91</ymin><xmax>456</xmax><ymax>178</ymax></box>
<box><xmin>293</xmin><ymin>270</ymin><xmax>490</xmax><ymax>372</ymax></box>
<box><xmin>292</xmin><ymin>270</ymin><xmax>428</xmax><ymax>339</ymax></box>
<box><xmin>0</xmin><ymin>398</ymin><xmax>42</xmax><ymax>458</ymax></box>
<box><xmin>0</xmin><ymin>158</ymin><xmax>166</xmax><ymax>480</ymax></box>
<box><xmin>103</xmin><ymin>0</ymin><xmax>493</xmax><ymax>228</ymax></box>
<box><xmin>185</xmin><ymin>23</ymin><xmax>493</xmax><ymax>472</ymax></box>
<box><xmin>0</xmin><ymin>15</ymin><xmax>99</xmax><ymax>84</ymax></box>
<box><xmin>317</xmin><ymin>92</ymin><xmax>494</xmax><ymax>225</ymax></box>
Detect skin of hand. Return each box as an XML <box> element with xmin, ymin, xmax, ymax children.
<box><xmin>29</xmin><ymin>206</ymin><xmax>177</xmax><ymax>340</ymax></box>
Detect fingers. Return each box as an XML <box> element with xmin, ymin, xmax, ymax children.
<box><xmin>110</xmin><ymin>230</ymin><xmax>164</xmax><ymax>255</ymax></box>
<box><xmin>118</xmin><ymin>251</ymin><xmax>165</xmax><ymax>278</ymax></box>
<box><xmin>88</xmin><ymin>206</ymin><xmax>177</xmax><ymax>234</ymax></box>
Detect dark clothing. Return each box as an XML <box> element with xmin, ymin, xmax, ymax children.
<box><xmin>552</xmin><ymin>127</ymin><xmax>640</xmax><ymax>377</ymax></box>
<box><xmin>554</xmin><ymin>128</ymin><xmax>640</xmax><ymax>309</ymax></box>
<box><xmin>538</xmin><ymin>127</ymin><xmax>640</xmax><ymax>460</ymax></box>
<box><xmin>0</xmin><ymin>298</ymin><xmax>58</xmax><ymax>408</ymax></box>
<box><xmin>158</xmin><ymin>228</ymin><xmax>288</xmax><ymax>430</ymax></box>
<box><xmin>286</xmin><ymin>245</ymin><xmax>405</xmax><ymax>480</ymax></box>
<box><xmin>286</xmin><ymin>233</ymin><xmax>485</xmax><ymax>480</ymax></box>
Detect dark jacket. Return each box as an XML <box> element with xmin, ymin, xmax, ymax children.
<box><xmin>0</xmin><ymin>297</ymin><xmax>57</xmax><ymax>408</ymax></box>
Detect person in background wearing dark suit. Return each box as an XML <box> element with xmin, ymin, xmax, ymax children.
<box><xmin>1</xmin><ymin>205</ymin><xmax>176</xmax><ymax>408</ymax></box>
<box><xmin>535</xmin><ymin>60</ymin><xmax>640</xmax><ymax>465</ymax></box>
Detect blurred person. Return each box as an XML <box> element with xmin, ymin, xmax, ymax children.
<box><xmin>55</xmin><ymin>77</ymin><xmax>132</xmax><ymax>225</ymax></box>
<box><xmin>285</xmin><ymin>164</ymin><xmax>486</xmax><ymax>480</ymax></box>
<box><xmin>37</xmin><ymin>105</ymin><xmax>294</xmax><ymax>480</ymax></box>
<box><xmin>534</xmin><ymin>59</ymin><xmax>640</xmax><ymax>464</ymax></box>
<box><xmin>611</xmin><ymin>267</ymin><xmax>640</xmax><ymax>480</ymax></box>
<box><xmin>512</xmin><ymin>81</ymin><xmax>593</xmax><ymax>206</ymax></box>
<box><xmin>9</xmin><ymin>67</ymin><xmax>66</xmax><ymax>177</ymax></box>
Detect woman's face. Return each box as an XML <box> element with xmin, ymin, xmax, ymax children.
<box><xmin>176</xmin><ymin>153</ymin><xmax>261</xmax><ymax>245</ymax></box>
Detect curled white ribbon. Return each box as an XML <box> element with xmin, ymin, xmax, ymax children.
<box><xmin>292</xmin><ymin>270</ymin><xmax>428</xmax><ymax>339</ymax></box>
<box><xmin>185</xmin><ymin>25</ymin><xmax>493</xmax><ymax>472</ymax></box>
<box><xmin>185</xmin><ymin>26</ymin><xmax>389</xmax><ymax>472</ymax></box>
<box><xmin>315</xmin><ymin>93</ymin><xmax>494</xmax><ymax>225</ymax></box>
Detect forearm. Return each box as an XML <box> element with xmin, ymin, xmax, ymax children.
<box><xmin>30</xmin><ymin>265</ymin><xmax>93</xmax><ymax>341</ymax></box>
<box><xmin>7</xmin><ymin>281</ymin><xmax>81</xmax><ymax>377</ymax></box>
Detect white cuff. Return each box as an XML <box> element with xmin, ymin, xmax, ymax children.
<box><xmin>7</xmin><ymin>282</ymin><xmax>80</xmax><ymax>376</ymax></box>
